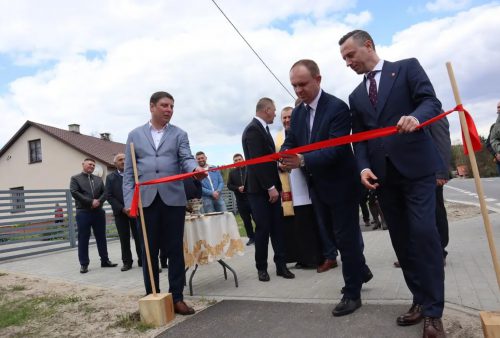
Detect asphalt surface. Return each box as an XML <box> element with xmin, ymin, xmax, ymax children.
<box><xmin>158</xmin><ymin>301</ymin><xmax>421</xmax><ymax>338</ymax></box>
<box><xmin>445</xmin><ymin>177</ymin><xmax>500</xmax><ymax>212</ymax></box>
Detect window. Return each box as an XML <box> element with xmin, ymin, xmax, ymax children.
<box><xmin>10</xmin><ymin>187</ymin><xmax>25</xmax><ymax>213</ymax></box>
<box><xmin>28</xmin><ymin>139</ymin><xmax>42</xmax><ymax>163</ymax></box>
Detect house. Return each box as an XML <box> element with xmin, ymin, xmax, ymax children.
<box><xmin>0</xmin><ymin>121</ymin><xmax>125</xmax><ymax>191</ymax></box>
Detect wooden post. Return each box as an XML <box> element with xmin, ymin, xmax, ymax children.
<box><xmin>446</xmin><ymin>62</ymin><xmax>500</xmax><ymax>336</ymax></box>
<box><xmin>130</xmin><ymin>142</ymin><xmax>175</xmax><ymax>326</ymax></box>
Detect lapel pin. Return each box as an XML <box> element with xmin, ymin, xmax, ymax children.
<box><xmin>391</xmin><ymin>72</ymin><xmax>395</xmax><ymax>77</ymax></box>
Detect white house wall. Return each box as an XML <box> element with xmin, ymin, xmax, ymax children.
<box><xmin>0</xmin><ymin>126</ymin><xmax>109</xmax><ymax>190</ymax></box>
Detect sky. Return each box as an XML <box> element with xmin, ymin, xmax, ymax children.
<box><xmin>1</xmin><ymin>0</ymin><xmax>499</xmax><ymax>165</ymax></box>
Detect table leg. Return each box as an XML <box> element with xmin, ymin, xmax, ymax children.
<box><xmin>189</xmin><ymin>264</ymin><xmax>198</xmax><ymax>296</ymax></box>
<box><xmin>218</xmin><ymin>260</ymin><xmax>238</xmax><ymax>288</ymax></box>
<box><xmin>184</xmin><ymin>266</ymin><xmax>189</xmax><ymax>286</ymax></box>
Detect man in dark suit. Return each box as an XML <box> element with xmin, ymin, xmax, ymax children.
<box><xmin>105</xmin><ymin>153</ymin><xmax>142</xmax><ymax>272</ymax></box>
<box><xmin>227</xmin><ymin>153</ymin><xmax>255</xmax><ymax>246</ymax></box>
<box><xmin>70</xmin><ymin>158</ymin><xmax>117</xmax><ymax>273</ymax></box>
<box><xmin>242</xmin><ymin>97</ymin><xmax>295</xmax><ymax>282</ymax></box>
<box><xmin>280</xmin><ymin>59</ymin><xmax>367</xmax><ymax>317</ymax></box>
<box><xmin>339</xmin><ymin>30</ymin><xmax>445</xmax><ymax>337</ymax></box>
<box><xmin>123</xmin><ymin>91</ymin><xmax>206</xmax><ymax>315</ymax></box>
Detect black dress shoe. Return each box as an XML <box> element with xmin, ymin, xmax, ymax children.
<box><xmin>246</xmin><ymin>238</ymin><xmax>255</xmax><ymax>246</ymax></box>
<box><xmin>397</xmin><ymin>303</ymin><xmax>423</xmax><ymax>326</ymax></box>
<box><xmin>277</xmin><ymin>267</ymin><xmax>295</xmax><ymax>279</ymax></box>
<box><xmin>121</xmin><ymin>264</ymin><xmax>132</xmax><ymax>272</ymax></box>
<box><xmin>258</xmin><ymin>270</ymin><xmax>270</xmax><ymax>282</ymax></box>
<box><xmin>101</xmin><ymin>260</ymin><xmax>118</xmax><ymax>268</ymax></box>
<box><xmin>332</xmin><ymin>297</ymin><xmax>362</xmax><ymax>317</ymax></box>
<box><xmin>80</xmin><ymin>265</ymin><xmax>88</xmax><ymax>273</ymax></box>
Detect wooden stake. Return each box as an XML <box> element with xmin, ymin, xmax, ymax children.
<box><xmin>130</xmin><ymin>142</ymin><xmax>175</xmax><ymax>326</ymax></box>
<box><xmin>446</xmin><ymin>62</ymin><xmax>500</xmax><ymax>289</ymax></box>
<box><xmin>130</xmin><ymin>142</ymin><xmax>156</xmax><ymax>295</ymax></box>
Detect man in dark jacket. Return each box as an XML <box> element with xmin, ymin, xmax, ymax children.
<box><xmin>105</xmin><ymin>153</ymin><xmax>142</xmax><ymax>271</ymax></box>
<box><xmin>70</xmin><ymin>158</ymin><xmax>117</xmax><ymax>273</ymax></box>
<box><xmin>227</xmin><ymin>153</ymin><xmax>255</xmax><ymax>245</ymax></box>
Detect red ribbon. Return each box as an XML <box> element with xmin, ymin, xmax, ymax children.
<box><xmin>129</xmin><ymin>105</ymin><xmax>481</xmax><ymax>216</ymax></box>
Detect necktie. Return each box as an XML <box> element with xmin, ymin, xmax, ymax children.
<box><xmin>266</xmin><ymin>125</ymin><xmax>275</xmax><ymax>148</ymax></box>
<box><xmin>367</xmin><ymin>71</ymin><xmax>378</xmax><ymax>107</ymax></box>
<box><xmin>304</xmin><ymin>104</ymin><xmax>312</xmax><ymax>142</ymax></box>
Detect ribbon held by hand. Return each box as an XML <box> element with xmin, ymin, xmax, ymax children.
<box><xmin>129</xmin><ymin>105</ymin><xmax>481</xmax><ymax>216</ymax></box>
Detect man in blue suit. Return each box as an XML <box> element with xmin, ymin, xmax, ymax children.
<box><xmin>339</xmin><ymin>30</ymin><xmax>445</xmax><ymax>337</ymax></box>
<box><xmin>280</xmin><ymin>59</ymin><xmax>367</xmax><ymax>317</ymax></box>
<box><xmin>123</xmin><ymin>91</ymin><xmax>206</xmax><ymax>316</ymax></box>
<box><xmin>195</xmin><ymin>151</ymin><xmax>227</xmax><ymax>213</ymax></box>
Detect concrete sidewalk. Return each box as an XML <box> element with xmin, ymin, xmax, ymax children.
<box><xmin>1</xmin><ymin>213</ymin><xmax>499</xmax><ymax>334</ymax></box>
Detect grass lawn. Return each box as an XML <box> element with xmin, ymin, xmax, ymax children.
<box><xmin>233</xmin><ymin>213</ymin><xmax>251</xmax><ymax>238</ymax></box>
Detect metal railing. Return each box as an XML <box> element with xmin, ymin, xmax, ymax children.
<box><xmin>0</xmin><ymin>189</ymin><xmax>117</xmax><ymax>261</ymax></box>
<box><xmin>0</xmin><ymin>188</ymin><xmax>236</xmax><ymax>261</ymax></box>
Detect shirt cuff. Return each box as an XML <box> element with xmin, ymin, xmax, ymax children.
<box><xmin>268</xmin><ymin>185</ymin><xmax>276</xmax><ymax>191</ymax></box>
<box><xmin>360</xmin><ymin>168</ymin><xmax>371</xmax><ymax>175</ymax></box>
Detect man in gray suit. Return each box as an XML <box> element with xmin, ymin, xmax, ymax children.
<box><xmin>123</xmin><ymin>91</ymin><xmax>206</xmax><ymax>315</ymax></box>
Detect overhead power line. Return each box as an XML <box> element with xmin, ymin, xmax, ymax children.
<box><xmin>211</xmin><ymin>0</ymin><xmax>296</xmax><ymax>100</ymax></box>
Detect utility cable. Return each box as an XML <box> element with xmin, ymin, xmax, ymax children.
<box><xmin>211</xmin><ymin>0</ymin><xmax>296</xmax><ymax>100</ymax></box>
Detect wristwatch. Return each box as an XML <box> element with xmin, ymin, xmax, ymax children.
<box><xmin>298</xmin><ymin>154</ymin><xmax>305</xmax><ymax>167</ymax></box>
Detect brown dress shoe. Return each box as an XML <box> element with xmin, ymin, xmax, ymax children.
<box><xmin>317</xmin><ymin>259</ymin><xmax>338</xmax><ymax>273</ymax></box>
<box><xmin>174</xmin><ymin>301</ymin><xmax>195</xmax><ymax>315</ymax></box>
<box><xmin>423</xmin><ymin>317</ymin><xmax>445</xmax><ymax>338</ymax></box>
<box><xmin>396</xmin><ymin>303</ymin><xmax>423</xmax><ymax>326</ymax></box>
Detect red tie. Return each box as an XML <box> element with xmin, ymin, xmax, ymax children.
<box><xmin>367</xmin><ymin>71</ymin><xmax>378</xmax><ymax>107</ymax></box>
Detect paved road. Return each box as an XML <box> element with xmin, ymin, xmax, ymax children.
<box><xmin>445</xmin><ymin>177</ymin><xmax>500</xmax><ymax>212</ymax></box>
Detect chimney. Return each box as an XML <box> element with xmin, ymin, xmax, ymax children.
<box><xmin>100</xmin><ymin>132</ymin><xmax>111</xmax><ymax>141</ymax></box>
<box><xmin>68</xmin><ymin>124</ymin><xmax>80</xmax><ymax>133</ymax></box>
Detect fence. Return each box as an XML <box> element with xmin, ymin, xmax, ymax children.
<box><xmin>0</xmin><ymin>188</ymin><xmax>237</xmax><ymax>261</ymax></box>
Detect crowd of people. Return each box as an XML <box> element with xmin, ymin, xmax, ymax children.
<box><xmin>67</xmin><ymin>29</ymin><xmax>467</xmax><ymax>337</ymax></box>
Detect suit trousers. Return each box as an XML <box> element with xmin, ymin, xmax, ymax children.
<box><xmin>236</xmin><ymin>197</ymin><xmax>254</xmax><ymax>239</ymax></box>
<box><xmin>138</xmin><ymin>194</ymin><xmax>186</xmax><ymax>302</ymax></box>
<box><xmin>310</xmin><ymin>189</ymin><xmax>338</xmax><ymax>260</ymax></box>
<box><xmin>310</xmin><ymin>192</ymin><xmax>364</xmax><ymax>300</ymax></box>
<box><xmin>378</xmin><ymin>160</ymin><xmax>444</xmax><ymax>318</ymax></box>
<box><xmin>76</xmin><ymin>209</ymin><xmax>108</xmax><ymax>266</ymax></box>
<box><xmin>247</xmin><ymin>192</ymin><xmax>286</xmax><ymax>271</ymax></box>
<box><xmin>114</xmin><ymin>213</ymin><xmax>142</xmax><ymax>265</ymax></box>
<box><xmin>435</xmin><ymin>185</ymin><xmax>449</xmax><ymax>258</ymax></box>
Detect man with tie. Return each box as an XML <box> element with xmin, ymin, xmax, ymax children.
<box><xmin>242</xmin><ymin>97</ymin><xmax>295</xmax><ymax>282</ymax></box>
<box><xmin>70</xmin><ymin>158</ymin><xmax>117</xmax><ymax>273</ymax></box>
<box><xmin>339</xmin><ymin>30</ymin><xmax>445</xmax><ymax>337</ymax></box>
<box><xmin>105</xmin><ymin>153</ymin><xmax>142</xmax><ymax>271</ymax></box>
<box><xmin>280</xmin><ymin>59</ymin><xmax>367</xmax><ymax>316</ymax></box>
<box><xmin>122</xmin><ymin>91</ymin><xmax>206</xmax><ymax>315</ymax></box>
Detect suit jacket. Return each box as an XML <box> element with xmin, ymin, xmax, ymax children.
<box><xmin>184</xmin><ymin>178</ymin><xmax>202</xmax><ymax>200</ymax></box>
<box><xmin>349</xmin><ymin>58</ymin><xmax>442</xmax><ymax>181</ymax></box>
<box><xmin>242</xmin><ymin>118</ymin><xmax>282</xmax><ymax>194</ymax></box>
<box><xmin>227</xmin><ymin>167</ymin><xmax>248</xmax><ymax>201</ymax></box>
<box><xmin>123</xmin><ymin>122</ymin><xmax>197</xmax><ymax>208</ymax></box>
<box><xmin>201</xmin><ymin>169</ymin><xmax>224</xmax><ymax>197</ymax></box>
<box><xmin>428</xmin><ymin>117</ymin><xmax>452</xmax><ymax>180</ymax></box>
<box><xmin>281</xmin><ymin>90</ymin><xmax>358</xmax><ymax>205</ymax></box>
<box><xmin>105</xmin><ymin>170</ymin><xmax>125</xmax><ymax>216</ymax></box>
<box><xmin>69</xmin><ymin>172</ymin><xmax>106</xmax><ymax>210</ymax></box>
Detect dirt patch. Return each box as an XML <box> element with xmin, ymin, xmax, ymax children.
<box><xmin>443</xmin><ymin>307</ymin><xmax>483</xmax><ymax>337</ymax></box>
<box><xmin>445</xmin><ymin>201</ymin><xmax>483</xmax><ymax>222</ymax></box>
<box><xmin>0</xmin><ymin>272</ymin><xmax>211</xmax><ymax>337</ymax></box>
